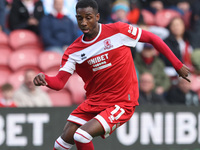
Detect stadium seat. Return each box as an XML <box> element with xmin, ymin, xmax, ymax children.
<box><xmin>44</xmin><ymin>69</ymin><xmax>58</xmax><ymax>76</ymax></box>
<box><xmin>7</xmin><ymin>70</ymin><xmax>25</xmax><ymax>90</ymax></box>
<box><xmin>0</xmin><ymin>32</ymin><xmax>9</xmax><ymax>47</ymax></box>
<box><xmin>9</xmin><ymin>29</ymin><xmax>43</xmax><ymax>50</ymax></box>
<box><xmin>48</xmin><ymin>89</ymin><xmax>73</xmax><ymax>107</ymax></box>
<box><xmin>141</xmin><ymin>9</ymin><xmax>155</xmax><ymax>25</ymax></box>
<box><xmin>38</xmin><ymin>51</ymin><xmax>62</xmax><ymax>72</ymax></box>
<box><xmin>155</xmin><ymin>9</ymin><xmax>181</xmax><ymax>27</ymax></box>
<box><xmin>66</xmin><ymin>73</ymin><xmax>86</xmax><ymax>105</ymax></box>
<box><xmin>0</xmin><ymin>47</ymin><xmax>12</xmax><ymax>87</ymax></box>
<box><xmin>15</xmin><ymin>47</ymin><xmax>43</xmax><ymax>56</ymax></box>
<box><xmin>0</xmin><ymin>68</ymin><xmax>12</xmax><ymax>87</ymax></box>
<box><xmin>8</xmin><ymin>49</ymin><xmax>40</xmax><ymax>72</ymax></box>
<box><xmin>0</xmin><ymin>47</ymin><xmax>12</xmax><ymax>67</ymax></box>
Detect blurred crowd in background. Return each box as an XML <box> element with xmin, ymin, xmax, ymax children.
<box><xmin>0</xmin><ymin>0</ymin><xmax>200</xmax><ymax>107</ymax></box>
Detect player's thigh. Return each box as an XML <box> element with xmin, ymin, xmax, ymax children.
<box><xmin>95</xmin><ymin>105</ymin><xmax>135</xmax><ymax>138</ymax></box>
<box><xmin>61</xmin><ymin>121</ymin><xmax>81</xmax><ymax>144</ymax></box>
<box><xmin>80</xmin><ymin>118</ymin><xmax>105</xmax><ymax>138</ymax></box>
<box><xmin>79</xmin><ymin>105</ymin><xmax>135</xmax><ymax>138</ymax></box>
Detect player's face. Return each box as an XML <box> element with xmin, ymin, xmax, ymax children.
<box><xmin>76</xmin><ymin>7</ymin><xmax>100</xmax><ymax>39</ymax></box>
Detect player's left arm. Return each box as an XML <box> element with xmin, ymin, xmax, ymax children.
<box><xmin>139</xmin><ymin>29</ymin><xmax>190</xmax><ymax>82</ymax></box>
<box><xmin>33</xmin><ymin>48</ymin><xmax>74</xmax><ymax>90</ymax></box>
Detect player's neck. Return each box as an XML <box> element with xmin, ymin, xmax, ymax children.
<box><xmin>83</xmin><ymin>23</ymin><xmax>99</xmax><ymax>41</ymax></box>
<box><xmin>84</xmin><ymin>35</ymin><xmax>96</xmax><ymax>41</ymax></box>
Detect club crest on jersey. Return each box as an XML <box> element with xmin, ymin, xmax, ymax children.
<box><xmin>104</xmin><ymin>39</ymin><xmax>113</xmax><ymax>50</ymax></box>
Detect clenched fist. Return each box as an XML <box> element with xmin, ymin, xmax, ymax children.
<box><xmin>33</xmin><ymin>73</ymin><xmax>47</xmax><ymax>86</ymax></box>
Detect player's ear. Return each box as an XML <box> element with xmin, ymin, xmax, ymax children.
<box><xmin>96</xmin><ymin>13</ymin><xmax>100</xmax><ymax>22</ymax></box>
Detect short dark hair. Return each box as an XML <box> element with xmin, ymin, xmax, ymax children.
<box><xmin>76</xmin><ymin>0</ymin><xmax>98</xmax><ymax>13</ymax></box>
<box><xmin>1</xmin><ymin>83</ymin><xmax>13</xmax><ymax>92</ymax></box>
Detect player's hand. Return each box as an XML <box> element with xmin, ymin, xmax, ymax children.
<box><xmin>33</xmin><ymin>73</ymin><xmax>47</xmax><ymax>86</ymax></box>
<box><xmin>176</xmin><ymin>64</ymin><xmax>190</xmax><ymax>82</ymax></box>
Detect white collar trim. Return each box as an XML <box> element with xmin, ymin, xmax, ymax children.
<box><xmin>82</xmin><ymin>23</ymin><xmax>102</xmax><ymax>44</ymax></box>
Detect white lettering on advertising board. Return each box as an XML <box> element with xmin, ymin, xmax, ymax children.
<box><xmin>116</xmin><ymin>112</ymin><xmax>200</xmax><ymax>146</ymax></box>
<box><xmin>0</xmin><ymin>113</ymin><xmax>49</xmax><ymax>146</ymax></box>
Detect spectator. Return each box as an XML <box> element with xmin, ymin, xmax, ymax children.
<box><xmin>0</xmin><ymin>0</ymin><xmax>5</xmax><ymax>32</ymax></box>
<box><xmin>109</xmin><ymin>0</ymin><xmax>130</xmax><ymax>23</ymax></box>
<box><xmin>39</xmin><ymin>0</ymin><xmax>78</xmax><ymax>54</ymax></box>
<box><xmin>134</xmin><ymin>21</ymin><xmax>169</xmax><ymax>52</ymax></box>
<box><xmin>138</xmin><ymin>72</ymin><xmax>167</xmax><ymax>105</ymax></box>
<box><xmin>160</xmin><ymin>17</ymin><xmax>193</xmax><ymax>77</ymax></box>
<box><xmin>166</xmin><ymin>77</ymin><xmax>199</xmax><ymax>106</ymax></box>
<box><xmin>134</xmin><ymin>43</ymin><xmax>171</xmax><ymax>96</ymax></box>
<box><xmin>0</xmin><ymin>83</ymin><xmax>17</xmax><ymax>107</ymax></box>
<box><xmin>127</xmin><ymin>0</ymin><xmax>143</xmax><ymax>24</ymax></box>
<box><xmin>0</xmin><ymin>0</ymin><xmax>10</xmax><ymax>34</ymax></box>
<box><xmin>95</xmin><ymin>0</ymin><xmax>115</xmax><ymax>23</ymax></box>
<box><xmin>139</xmin><ymin>22</ymin><xmax>168</xmax><ymax>40</ymax></box>
<box><xmin>13</xmin><ymin>69</ymin><xmax>52</xmax><ymax>107</ymax></box>
<box><xmin>41</xmin><ymin>0</ymin><xmax>78</xmax><ymax>24</ymax></box>
<box><xmin>175</xmin><ymin>0</ymin><xmax>191</xmax><ymax>29</ymax></box>
<box><xmin>189</xmin><ymin>0</ymin><xmax>200</xmax><ymax>49</ymax></box>
<box><xmin>8</xmin><ymin>0</ymin><xmax>44</xmax><ymax>35</ymax></box>
<box><xmin>145</xmin><ymin>0</ymin><xmax>164</xmax><ymax>14</ymax></box>
<box><xmin>190</xmin><ymin>49</ymin><xmax>200</xmax><ymax>99</ymax></box>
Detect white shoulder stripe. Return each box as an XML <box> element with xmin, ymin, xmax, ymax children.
<box><xmin>59</xmin><ymin>29</ymin><xmax>142</xmax><ymax>73</ymax></box>
<box><xmin>121</xmin><ymin>28</ymin><xmax>142</xmax><ymax>47</ymax></box>
<box><xmin>59</xmin><ymin>59</ymin><xmax>75</xmax><ymax>74</ymax></box>
<box><xmin>69</xmin><ymin>31</ymin><xmax>142</xmax><ymax>64</ymax></box>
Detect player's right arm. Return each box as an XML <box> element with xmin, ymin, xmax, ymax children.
<box><xmin>34</xmin><ymin>47</ymin><xmax>75</xmax><ymax>90</ymax></box>
<box><xmin>33</xmin><ymin>71</ymin><xmax>71</xmax><ymax>91</ymax></box>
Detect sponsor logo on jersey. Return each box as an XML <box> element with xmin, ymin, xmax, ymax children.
<box><xmin>104</xmin><ymin>39</ymin><xmax>113</xmax><ymax>50</ymax></box>
<box><xmin>87</xmin><ymin>53</ymin><xmax>112</xmax><ymax>71</ymax></box>
<box><xmin>87</xmin><ymin>53</ymin><xmax>109</xmax><ymax>65</ymax></box>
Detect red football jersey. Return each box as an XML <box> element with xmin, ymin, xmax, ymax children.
<box><xmin>60</xmin><ymin>22</ymin><xmax>142</xmax><ymax>106</ymax></box>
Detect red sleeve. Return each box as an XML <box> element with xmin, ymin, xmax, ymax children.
<box><xmin>44</xmin><ymin>71</ymin><xmax>71</xmax><ymax>91</ymax></box>
<box><xmin>115</xmin><ymin>22</ymin><xmax>140</xmax><ymax>40</ymax></box>
<box><xmin>139</xmin><ymin>29</ymin><xmax>183</xmax><ymax>70</ymax></box>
